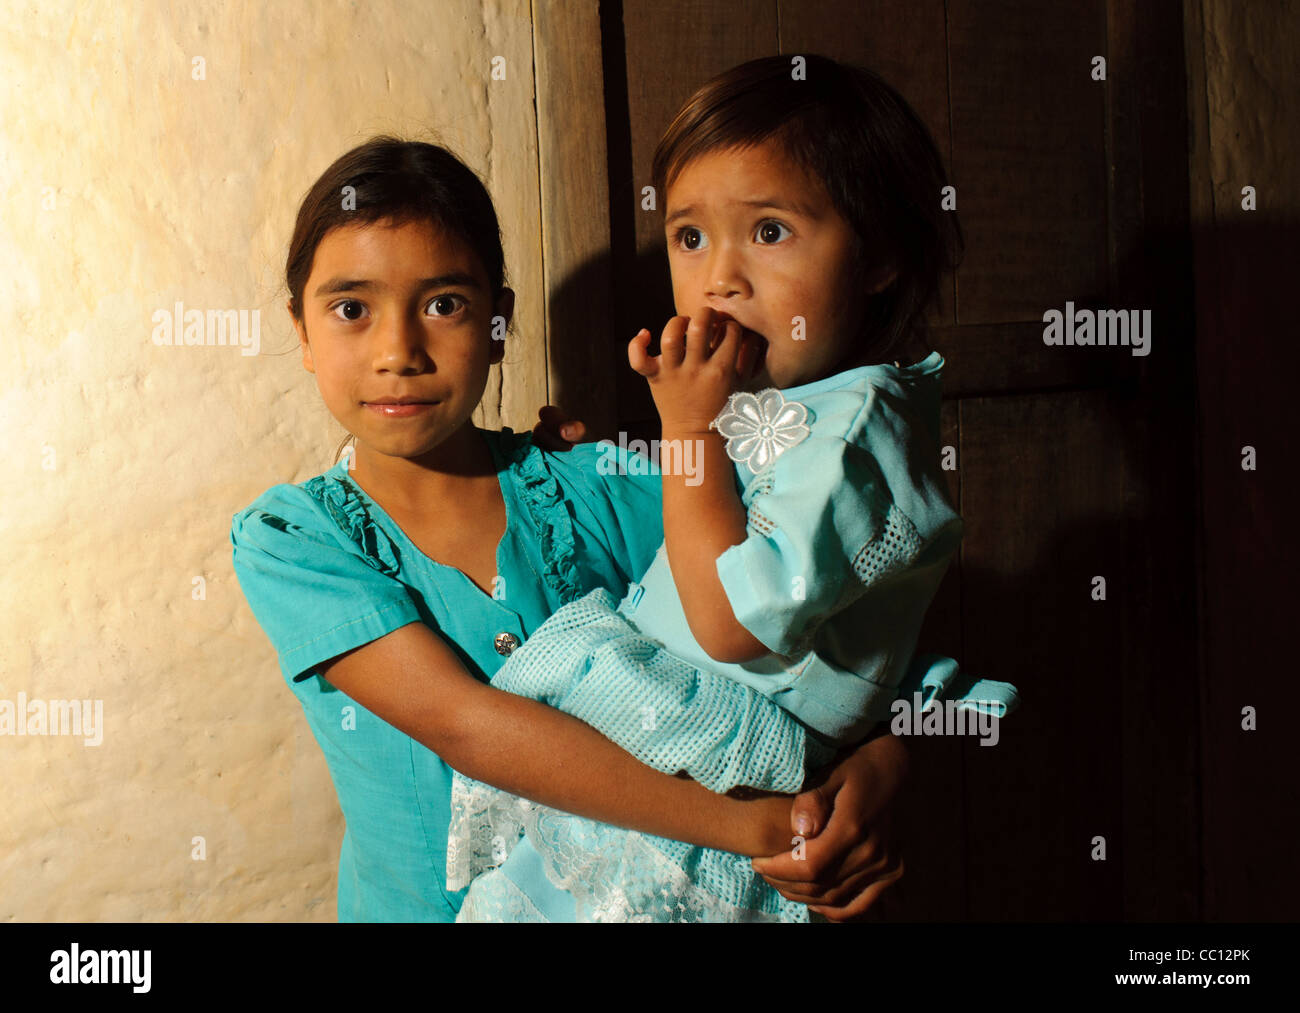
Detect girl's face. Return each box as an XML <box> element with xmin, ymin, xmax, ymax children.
<box><xmin>663</xmin><ymin>139</ymin><xmax>895</xmax><ymax>390</ymax></box>
<box><xmin>292</xmin><ymin>219</ymin><xmax>510</xmax><ymax>464</ymax></box>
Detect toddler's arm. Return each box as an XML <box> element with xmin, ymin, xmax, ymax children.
<box><xmin>629</xmin><ymin>310</ymin><xmax>769</xmax><ymax>663</ymax></box>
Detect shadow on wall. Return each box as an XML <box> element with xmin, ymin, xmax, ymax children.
<box><xmin>545</xmin><ymin>243</ymin><xmax>674</xmax><ymax>443</ymax></box>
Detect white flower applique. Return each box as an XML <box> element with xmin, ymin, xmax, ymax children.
<box><xmin>709</xmin><ymin>388</ymin><xmax>811</xmax><ymax>472</ymax></box>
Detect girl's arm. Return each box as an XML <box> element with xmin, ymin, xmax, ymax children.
<box><xmin>316</xmin><ymin>618</ymin><xmax>792</xmax><ymax>858</ymax></box>
<box><xmin>328</xmin><ymin>620</ymin><xmax>910</xmax><ymax>915</ymax></box>
<box><xmin>629</xmin><ymin>312</ymin><xmax>769</xmax><ymax>663</ymax></box>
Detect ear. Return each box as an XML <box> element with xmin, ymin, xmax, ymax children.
<box><xmin>489</xmin><ymin>287</ymin><xmax>515</xmax><ymax>365</ymax></box>
<box><xmin>290</xmin><ymin>300</ymin><xmax>314</xmax><ymax>373</ymax></box>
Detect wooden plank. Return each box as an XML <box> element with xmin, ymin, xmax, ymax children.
<box><xmin>882</xmin><ymin>399</ymin><xmax>968</xmax><ymax>920</ymax></box>
<box><xmin>1106</xmin><ymin>0</ymin><xmax>1200</xmax><ymax>921</ymax></box>
<box><xmin>623</xmin><ymin>0</ymin><xmax>780</xmax><ymax>254</ymax></box>
<box><xmin>471</xmin><ymin>0</ymin><xmax>548</xmax><ymax>434</ymax></box>
<box><xmin>777</xmin><ymin>0</ymin><xmax>950</xmax><ymax>166</ymax></box>
<box><xmin>597</xmin><ymin>0</ymin><xmax>649</xmax><ymax>435</ymax></box>
<box><xmin>1190</xmin><ymin>0</ymin><xmax>1300</xmax><ymax>920</ymax></box>
<box><xmin>930</xmin><ymin>322</ymin><xmax>1127</xmax><ymax>398</ymax></box>
<box><xmin>778</xmin><ymin>0</ymin><xmax>956</xmax><ymax>327</ymax></box>
<box><xmin>532</xmin><ymin>0</ymin><xmax>618</xmax><ymax>437</ymax></box>
<box><xmin>613</xmin><ymin>0</ymin><xmax>780</xmax><ymax>431</ymax></box>
<box><xmin>959</xmin><ymin>390</ymin><xmax>1131</xmax><ymax>918</ymax></box>
<box><xmin>947</xmin><ymin>0</ymin><xmax>1108</xmax><ymax>323</ymax></box>
<box><xmin>1193</xmin><ymin>216</ymin><xmax>1298</xmax><ymax>921</ymax></box>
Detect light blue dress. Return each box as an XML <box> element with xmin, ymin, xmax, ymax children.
<box><xmin>448</xmin><ymin>353</ymin><xmax>1020</xmax><ymax>921</ymax></box>
<box><xmin>229</xmin><ymin>426</ymin><xmax>664</xmax><ymax>920</ymax></box>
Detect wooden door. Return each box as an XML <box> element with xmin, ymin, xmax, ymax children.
<box><xmin>531</xmin><ymin>0</ymin><xmax>1259</xmax><ymax>920</ymax></box>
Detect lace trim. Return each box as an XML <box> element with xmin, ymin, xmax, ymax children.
<box><xmin>301</xmin><ymin>473</ymin><xmax>402</xmax><ymax>576</ymax></box>
<box><xmin>500</xmin><ymin>430</ymin><xmax>584</xmax><ymax>605</ymax></box>
<box><xmin>743</xmin><ymin>470</ymin><xmax>778</xmax><ymax>537</ymax></box>
<box><xmin>748</xmin><ymin>469</ymin><xmax>776</xmax><ymax>499</ymax></box>
<box><xmin>446</xmin><ymin>773</ymin><xmax>530</xmax><ymax>892</ymax></box>
<box><xmin>449</xmin><ymin>773</ymin><xmax>808</xmax><ymax>923</ymax></box>
<box><xmin>747</xmin><ymin>507</ymin><xmax>776</xmax><ymax>538</ymax></box>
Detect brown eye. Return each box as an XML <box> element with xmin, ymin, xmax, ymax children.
<box><xmin>679</xmin><ymin>227</ymin><xmax>704</xmax><ymax>251</ymax></box>
<box><xmin>756</xmin><ymin>221</ymin><xmax>790</xmax><ymax>244</ymax></box>
<box><xmin>334</xmin><ymin>300</ymin><xmax>365</xmax><ymax>321</ymax></box>
<box><xmin>429</xmin><ymin>295</ymin><xmax>464</xmax><ymax>316</ymax></box>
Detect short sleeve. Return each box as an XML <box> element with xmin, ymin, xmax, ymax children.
<box><xmin>714</xmin><ymin>434</ymin><xmax>926</xmax><ymax>658</ymax></box>
<box><xmin>230</xmin><ymin>486</ymin><xmax>422</xmax><ymax>683</ymax></box>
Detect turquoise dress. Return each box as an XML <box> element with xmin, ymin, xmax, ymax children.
<box><xmin>229</xmin><ymin>426</ymin><xmax>663</xmax><ymax>921</ymax></box>
<box><xmin>448</xmin><ymin>353</ymin><xmax>1020</xmax><ymax>921</ymax></box>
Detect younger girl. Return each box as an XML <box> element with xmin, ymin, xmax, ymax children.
<box><xmin>231</xmin><ymin>134</ymin><xmax>910</xmax><ymax>922</ymax></box>
<box><xmin>445</xmin><ymin>55</ymin><xmax>1020</xmax><ymax>922</ymax></box>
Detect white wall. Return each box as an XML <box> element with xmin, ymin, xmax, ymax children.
<box><xmin>0</xmin><ymin>0</ymin><xmax>552</xmax><ymax>920</ymax></box>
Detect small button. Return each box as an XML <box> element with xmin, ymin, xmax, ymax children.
<box><xmin>494</xmin><ymin>631</ymin><xmax>521</xmax><ymax>656</ymax></box>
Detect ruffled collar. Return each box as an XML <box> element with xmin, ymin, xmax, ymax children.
<box><xmin>490</xmin><ymin>427</ymin><xmax>584</xmax><ymax>606</ymax></box>
<box><xmin>301</xmin><ymin>469</ymin><xmax>403</xmax><ymax>576</ymax></box>
<box><xmin>300</xmin><ymin>429</ymin><xmax>584</xmax><ymax>606</ymax></box>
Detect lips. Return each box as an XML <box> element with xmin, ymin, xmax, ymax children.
<box><xmin>711</xmin><ymin>312</ymin><xmax>764</xmax><ymax>342</ymax></box>
<box><xmin>361</xmin><ymin>396</ymin><xmax>441</xmax><ymax>418</ymax></box>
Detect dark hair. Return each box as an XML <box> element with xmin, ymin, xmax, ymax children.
<box><xmin>652</xmin><ymin>55</ymin><xmax>961</xmax><ymax>364</ymax></box>
<box><xmin>284</xmin><ymin>136</ymin><xmax>508</xmax><ymax>463</ymax></box>
<box><xmin>287</xmin><ymin>136</ymin><xmax>507</xmax><ymax>320</ymax></box>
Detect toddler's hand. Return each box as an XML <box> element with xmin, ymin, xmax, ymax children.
<box><xmin>628</xmin><ymin>309</ymin><xmax>759</xmax><ymax>433</ymax></box>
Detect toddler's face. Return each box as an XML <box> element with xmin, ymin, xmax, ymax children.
<box><xmin>663</xmin><ymin>139</ymin><xmax>894</xmax><ymax>390</ymax></box>
<box><xmin>292</xmin><ymin>219</ymin><xmax>507</xmax><ymax>463</ymax></box>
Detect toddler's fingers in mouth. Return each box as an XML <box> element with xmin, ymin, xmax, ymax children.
<box><xmin>737</xmin><ymin>330</ymin><xmax>767</xmax><ymax>379</ymax></box>
<box><xmin>683</xmin><ymin>312</ymin><xmax>716</xmax><ymax>362</ymax></box>
<box><xmin>707</xmin><ymin>317</ymin><xmax>725</xmax><ymax>353</ymax></box>
<box><xmin>712</xmin><ymin>317</ymin><xmax>742</xmax><ymax>362</ymax></box>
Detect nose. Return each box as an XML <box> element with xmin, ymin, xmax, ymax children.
<box><xmin>371</xmin><ymin>308</ymin><xmax>432</xmax><ymax>373</ymax></box>
<box><xmin>704</xmin><ymin>241</ymin><xmax>751</xmax><ymax>301</ymax></box>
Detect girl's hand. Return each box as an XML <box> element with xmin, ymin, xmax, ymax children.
<box><xmin>750</xmin><ymin>732</ymin><xmax>910</xmax><ymax>921</ymax></box>
<box><xmin>628</xmin><ymin>309</ymin><xmax>760</xmax><ymax>434</ymax></box>
<box><xmin>531</xmin><ymin>405</ymin><xmax>587</xmax><ymax>451</ymax></box>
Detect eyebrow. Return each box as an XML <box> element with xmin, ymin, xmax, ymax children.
<box><xmin>664</xmin><ymin>198</ymin><xmax>816</xmax><ymax>226</ymax></box>
<box><xmin>313</xmin><ymin>273</ymin><xmax>482</xmax><ymax>297</ymax></box>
